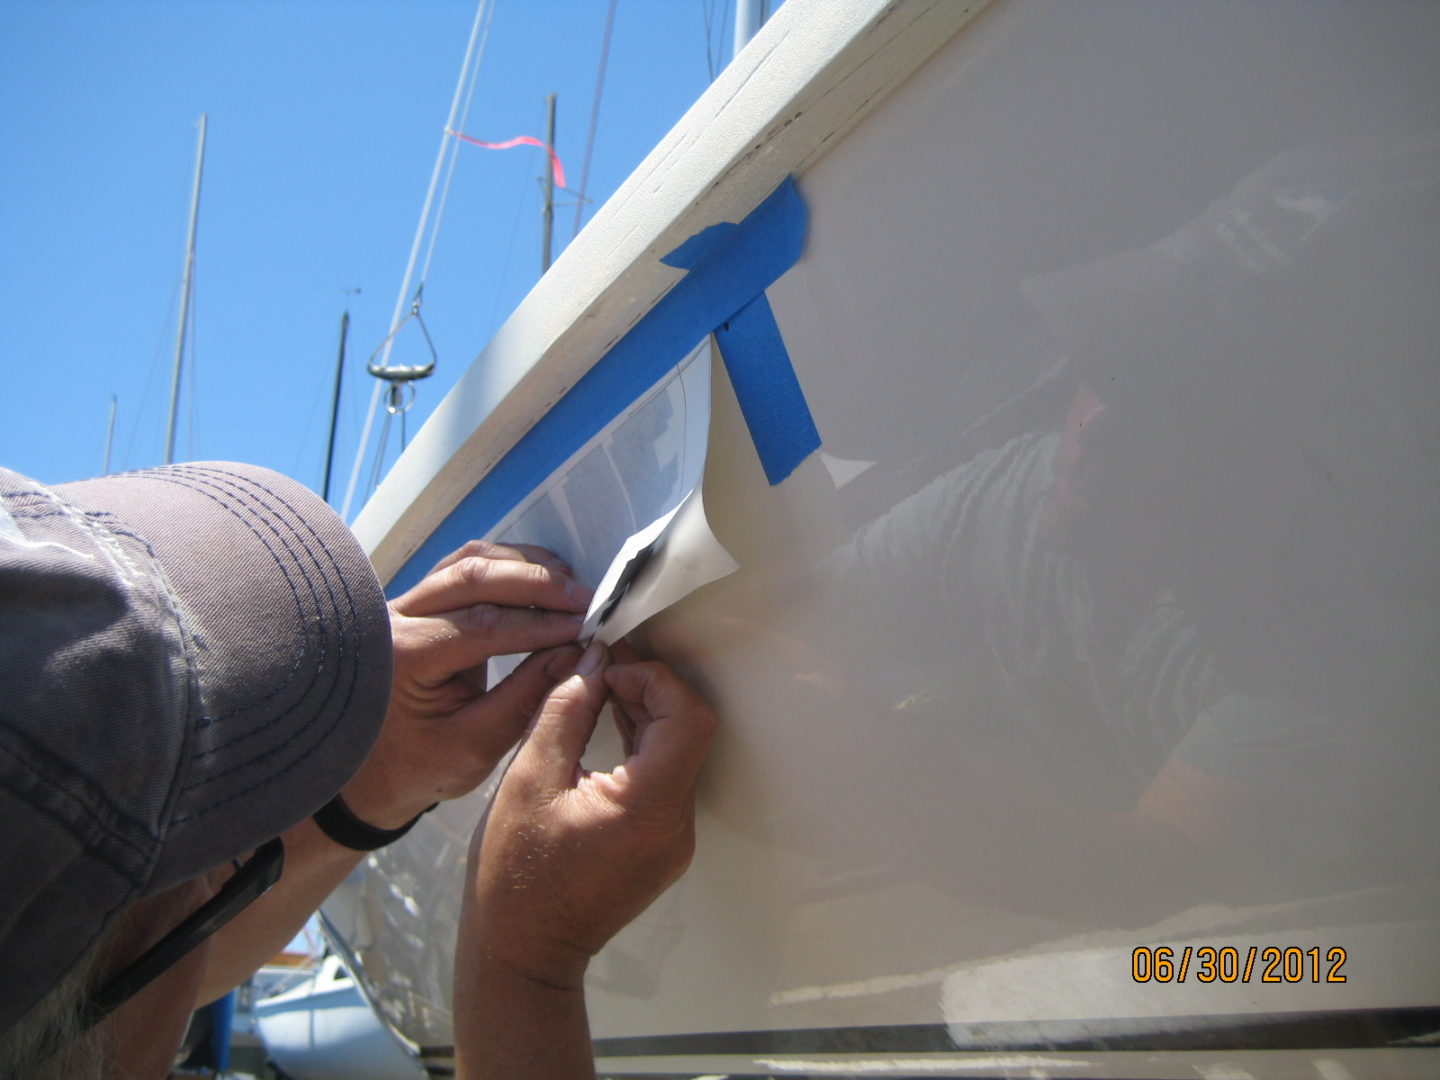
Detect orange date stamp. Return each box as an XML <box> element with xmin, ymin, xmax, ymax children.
<box><xmin>1131</xmin><ymin>945</ymin><xmax>1347</xmax><ymax>984</ymax></box>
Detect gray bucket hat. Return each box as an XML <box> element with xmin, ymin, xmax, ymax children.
<box><xmin>0</xmin><ymin>462</ymin><xmax>392</xmax><ymax>1035</ymax></box>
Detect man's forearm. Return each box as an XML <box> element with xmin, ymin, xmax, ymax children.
<box><xmin>196</xmin><ymin>816</ymin><xmax>365</xmax><ymax>1004</ymax></box>
<box><xmin>451</xmin><ymin>650</ymin><xmax>715</xmax><ymax>1079</ymax></box>
<box><xmin>454</xmin><ymin>956</ymin><xmax>596</xmax><ymax>1080</ymax></box>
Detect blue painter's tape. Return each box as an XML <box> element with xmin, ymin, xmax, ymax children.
<box><xmin>659</xmin><ymin>221</ymin><xmax>737</xmax><ymax>269</ymax></box>
<box><xmin>713</xmin><ymin>293</ymin><xmax>821</xmax><ymax>485</ymax></box>
<box><xmin>387</xmin><ymin>177</ymin><xmax>813</xmax><ymax>594</ymax></box>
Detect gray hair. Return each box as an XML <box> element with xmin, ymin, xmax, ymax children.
<box><xmin>0</xmin><ymin>933</ymin><xmax>110</xmax><ymax>1080</ymax></box>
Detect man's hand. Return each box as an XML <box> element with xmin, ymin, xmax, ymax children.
<box><xmin>199</xmin><ymin>540</ymin><xmax>590</xmax><ymax>1003</ymax></box>
<box><xmin>453</xmin><ymin>643</ymin><xmax>716</xmax><ymax>1078</ymax></box>
<box><xmin>342</xmin><ymin>540</ymin><xmax>592</xmax><ymax>829</ymax></box>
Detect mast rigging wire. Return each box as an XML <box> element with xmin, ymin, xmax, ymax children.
<box><xmin>341</xmin><ymin>0</ymin><xmax>496</xmax><ymax>520</ymax></box>
<box><xmin>701</xmin><ymin>0</ymin><xmax>735</xmax><ymax>80</ymax></box>
<box><xmin>184</xmin><ymin>272</ymin><xmax>198</xmax><ymax>461</ymax></box>
<box><xmin>122</xmin><ymin>280</ymin><xmax>182</xmax><ymax>472</ymax></box>
<box><xmin>419</xmin><ymin>6</ymin><xmax>493</xmax><ymax>290</ymax></box>
<box><xmin>487</xmin><ymin>157</ymin><xmax>537</xmax><ymax>331</ymax></box>
<box><xmin>571</xmin><ymin>0</ymin><xmax>619</xmax><ymax>241</ymax></box>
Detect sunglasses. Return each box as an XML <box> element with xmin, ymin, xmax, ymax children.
<box><xmin>80</xmin><ymin>837</ymin><xmax>285</xmax><ymax>1030</ymax></box>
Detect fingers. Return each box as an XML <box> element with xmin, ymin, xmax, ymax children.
<box><xmin>453</xmin><ymin>645</ymin><xmax>583</xmax><ymax>759</ymax></box>
<box><xmin>611</xmin><ymin>695</ymin><xmax>639</xmax><ymax>758</ymax></box>
<box><xmin>607</xmin><ymin>641</ymin><xmax>645</xmax><ymax>754</ymax></box>
<box><xmin>610</xmin><ymin>639</ymin><xmax>645</xmax><ymax>665</ymax></box>
<box><xmin>397</xmin><ymin>543</ymin><xmax>591</xmax><ymax>618</ymax></box>
<box><xmin>512</xmin><ymin>644</ymin><xmax>610</xmax><ymax>790</ymax></box>
<box><xmin>603</xmin><ymin>662</ymin><xmax>716</xmax><ymax>804</ymax></box>
<box><xmin>488</xmin><ymin>643</ymin><xmax>584</xmax><ymax>714</ymax></box>
<box><xmin>396</xmin><ymin>606</ymin><xmax>584</xmax><ymax>688</ymax></box>
<box><xmin>426</xmin><ymin>538</ymin><xmax>572</xmax><ymax>579</ymax></box>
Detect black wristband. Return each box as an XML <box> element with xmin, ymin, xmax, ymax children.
<box><xmin>312</xmin><ymin>794</ymin><xmax>435</xmax><ymax>851</ymax></box>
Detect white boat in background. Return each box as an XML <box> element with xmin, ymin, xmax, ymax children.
<box><xmin>325</xmin><ymin>1</ymin><xmax>1440</xmax><ymax>1076</ymax></box>
<box><xmin>253</xmin><ymin>955</ymin><xmax>427</xmax><ymax>1080</ymax></box>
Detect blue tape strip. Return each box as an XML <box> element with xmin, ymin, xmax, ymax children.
<box><xmin>388</xmin><ymin>177</ymin><xmax>813</xmax><ymax>594</ymax></box>
<box><xmin>713</xmin><ymin>293</ymin><xmax>821</xmax><ymax>485</ymax></box>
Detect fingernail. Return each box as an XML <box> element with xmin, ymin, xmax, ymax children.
<box><xmin>566</xmin><ymin>576</ymin><xmax>594</xmax><ymax>604</ymax></box>
<box><xmin>576</xmin><ymin>642</ymin><xmax>606</xmax><ymax>677</ymax></box>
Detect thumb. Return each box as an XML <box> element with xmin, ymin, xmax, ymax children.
<box><xmin>511</xmin><ymin>643</ymin><xmax>610</xmax><ymax>790</ymax></box>
<box><xmin>456</xmin><ymin>644</ymin><xmax>583</xmax><ymax>751</ymax></box>
<box><xmin>604</xmin><ymin>661</ymin><xmax>717</xmax><ymax>805</ymax></box>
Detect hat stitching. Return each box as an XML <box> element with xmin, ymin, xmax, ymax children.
<box><xmin>170</xmin><ymin>556</ymin><xmax>368</xmax><ymax>821</ymax></box>
<box><xmin>116</xmin><ymin>471</ymin><xmax>336</xmax><ymax>767</ymax></box>
<box><xmin>0</xmin><ymin>469</ymin><xmax>307</xmax><ymax>1035</ymax></box>
<box><xmin>7</xmin><ymin>489</ymin><xmax>152</xmax><ymax>593</ymax></box>
<box><xmin>138</xmin><ymin>475</ymin><xmax>333</xmax><ymax>776</ymax></box>
<box><xmin>159</xmin><ymin>475</ymin><xmax>357</xmax><ymax>777</ymax></box>
<box><xmin>97</xmin><ymin>523</ymin><xmax>210</xmax><ymax>823</ymax></box>
<box><xmin>7</xmin><ymin>480</ymin><xmax>207</xmax><ymax>844</ymax></box>
<box><xmin>0</xmin><ymin>501</ymin><xmax>194</xmax><ymax>862</ymax></box>
<box><xmin>69</xmin><ymin>465</ymin><xmax>331</xmax><ymax>836</ymax></box>
<box><xmin>67</xmin><ymin>465</ymin><xmax>378</xmax><ymax>828</ymax></box>
<box><xmin>145</xmin><ymin>469</ymin><xmax>372</xmax><ymax>820</ymax></box>
<box><xmin>106</xmin><ymin>469</ymin><xmax>319</xmax><ymax>733</ymax></box>
<box><xmin>0</xmin><ymin>721</ymin><xmax>156</xmax><ymax>873</ymax></box>
<box><xmin>8</xmin><ymin>506</ymin><xmax>203</xmax><ymax>908</ymax></box>
<box><xmin>0</xmin><ymin>475</ymin><xmax>144</xmax><ymax>1030</ymax></box>
<box><xmin>168</xmin><ymin>464</ymin><xmax>362</xmax><ymax>650</ymax></box>
<box><xmin>1</xmin><ymin>487</ymin><xmax>49</xmax><ymax>501</ymax></box>
<box><xmin>161</xmin><ymin>467</ymin><xmax>346</xmax><ymax>744</ymax></box>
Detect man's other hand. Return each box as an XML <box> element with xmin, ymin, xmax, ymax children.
<box><xmin>463</xmin><ymin>643</ymin><xmax>717</xmax><ymax>991</ymax></box>
<box><xmin>342</xmin><ymin>540</ymin><xmax>592</xmax><ymax>830</ymax></box>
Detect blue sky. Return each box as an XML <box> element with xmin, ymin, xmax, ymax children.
<box><xmin>0</xmin><ymin>0</ymin><xmax>749</xmax><ymax>507</ymax></box>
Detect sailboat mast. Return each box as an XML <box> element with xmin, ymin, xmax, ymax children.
<box><xmin>734</xmin><ymin>0</ymin><xmax>767</xmax><ymax>57</ymax></box>
<box><xmin>322</xmin><ymin>308</ymin><xmax>351</xmax><ymax>504</ymax></box>
<box><xmin>165</xmin><ymin>113</ymin><xmax>207</xmax><ymax>466</ymax></box>
<box><xmin>541</xmin><ymin>93</ymin><xmax>557</xmax><ymax>273</ymax></box>
<box><xmin>102</xmin><ymin>394</ymin><xmax>117</xmax><ymax>475</ymax></box>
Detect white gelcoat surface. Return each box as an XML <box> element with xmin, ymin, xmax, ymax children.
<box><xmin>339</xmin><ymin>1</ymin><xmax>1440</xmax><ymax>1075</ymax></box>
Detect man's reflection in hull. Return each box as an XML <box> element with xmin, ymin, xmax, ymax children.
<box><xmin>816</xmin><ymin>135</ymin><xmax>1440</xmax><ymax>927</ymax></box>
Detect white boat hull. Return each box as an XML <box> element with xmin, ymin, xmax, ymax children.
<box><xmin>253</xmin><ymin>956</ymin><xmax>426</xmax><ymax>1080</ymax></box>
<box><xmin>338</xmin><ymin>1</ymin><xmax>1440</xmax><ymax>1075</ymax></box>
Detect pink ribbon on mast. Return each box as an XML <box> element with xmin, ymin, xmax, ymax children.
<box><xmin>448</xmin><ymin>130</ymin><xmax>567</xmax><ymax>188</ymax></box>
